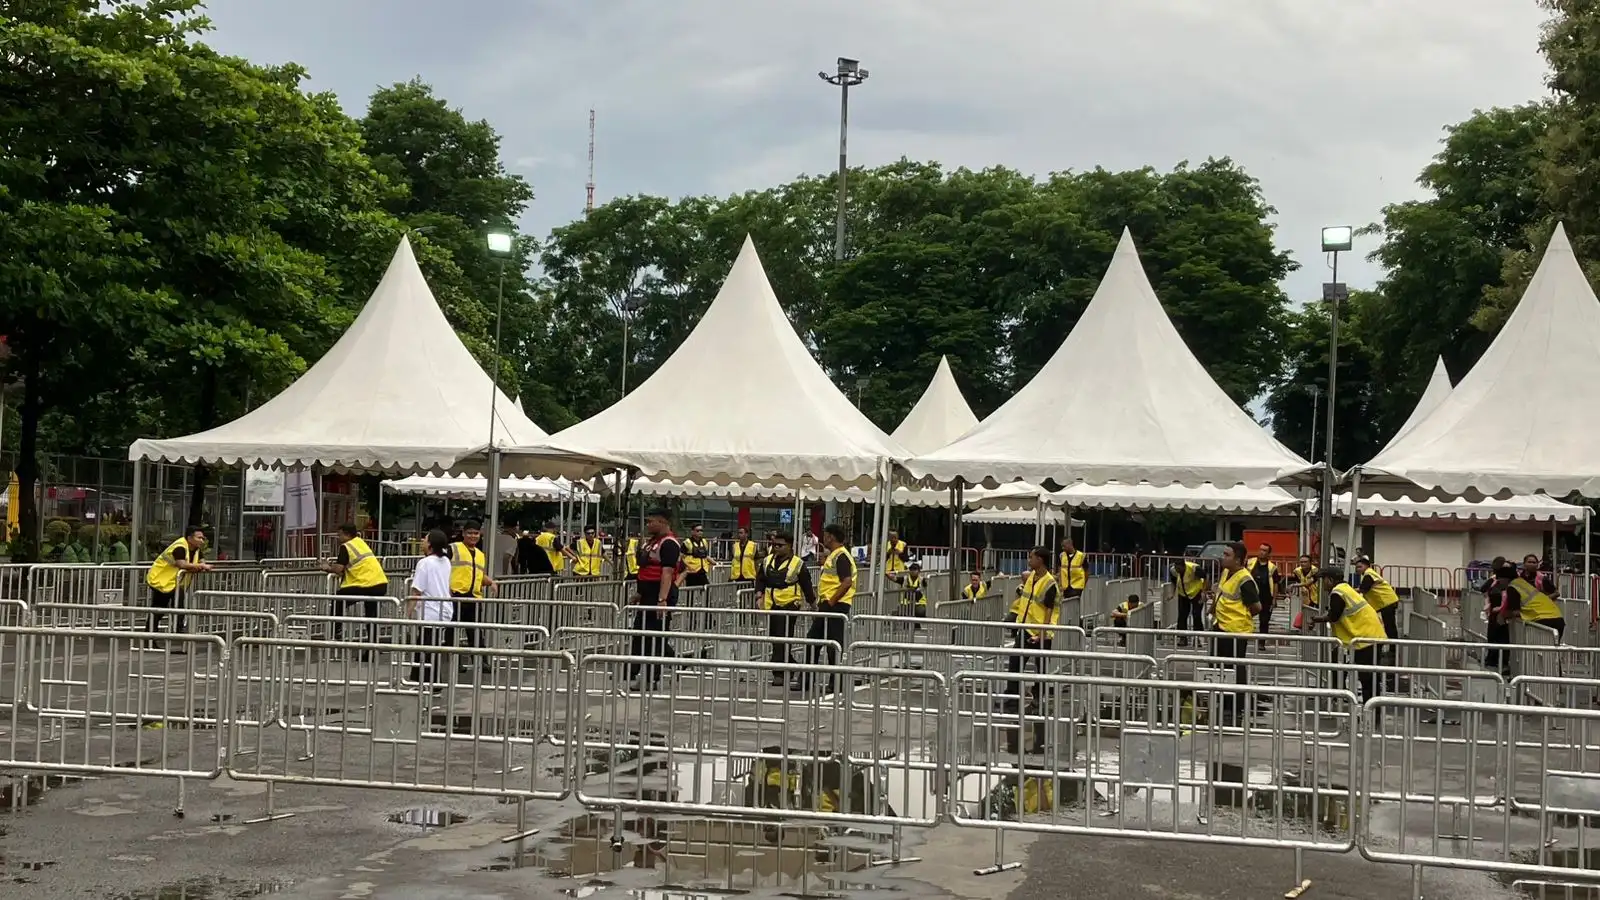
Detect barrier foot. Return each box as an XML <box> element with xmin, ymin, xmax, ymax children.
<box><xmin>500</xmin><ymin>828</ymin><xmax>540</xmax><ymax>844</ymax></box>
<box><xmin>1410</xmin><ymin>864</ymin><xmax>1424</xmax><ymax>900</ymax></box>
<box><xmin>870</xmin><ymin>856</ymin><xmax>922</xmax><ymax>867</ymax></box>
<box><xmin>499</xmin><ymin>798</ymin><xmax>540</xmax><ymax>843</ymax></box>
<box><xmin>243</xmin><ymin>783</ymin><xmax>297</xmax><ymax>826</ymax></box>
<box><xmin>173</xmin><ymin>776</ymin><xmax>186</xmax><ymax>819</ymax></box>
<box><xmin>973</xmin><ymin>862</ymin><xmax>1022</xmax><ymax>876</ymax></box>
<box><xmin>973</xmin><ymin>830</ymin><xmax>1019</xmax><ymax>876</ymax></box>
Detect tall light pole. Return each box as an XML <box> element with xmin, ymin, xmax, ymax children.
<box><xmin>821</xmin><ymin>57</ymin><xmax>867</xmax><ymax>532</ymax></box>
<box><xmin>1317</xmin><ymin>225</ymin><xmax>1352</xmax><ymax>569</ymax></box>
<box><xmin>484</xmin><ymin>227</ymin><xmax>515</xmax><ymax>574</ymax></box>
<box><xmin>1308</xmin><ymin>384</ymin><xmax>1321</xmax><ymax>460</ymax></box>
<box><xmin>819</xmin><ymin>57</ymin><xmax>868</xmax><ymax>264</ymax></box>
<box><xmin>611</xmin><ymin>288</ymin><xmax>646</xmax><ymax>399</ymax></box>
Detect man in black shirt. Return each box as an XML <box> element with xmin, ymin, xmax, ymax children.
<box><xmin>628</xmin><ymin>509</ymin><xmax>681</xmax><ymax>691</ymax></box>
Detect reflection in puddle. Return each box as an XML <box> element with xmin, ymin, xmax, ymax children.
<box><xmin>387</xmin><ymin>808</ymin><xmax>468</xmax><ymax>828</ymax></box>
<box><xmin>0</xmin><ymin>773</ymin><xmax>78</xmax><ymax>811</ymax></box>
<box><xmin>112</xmin><ymin>879</ymin><xmax>290</xmax><ymax>899</ymax></box>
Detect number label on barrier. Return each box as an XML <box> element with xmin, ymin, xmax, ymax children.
<box><xmin>371</xmin><ymin>689</ymin><xmax>421</xmax><ymax>745</ymax></box>
<box><xmin>96</xmin><ymin>588</ymin><xmax>122</xmax><ymax>606</ymax></box>
<box><xmin>1195</xmin><ymin>666</ymin><xmax>1232</xmax><ymax>685</ymax></box>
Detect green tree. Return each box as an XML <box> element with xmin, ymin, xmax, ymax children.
<box><xmin>1361</xmin><ymin>104</ymin><xmax>1551</xmax><ymax>432</ymax></box>
<box><xmin>1264</xmin><ymin>292</ymin><xmax>1386</xmax><ymax>470</ymax></box>
<box><xmin>359</xmin><ymin>80</ymin><xmax>539</xmax><ymax>421</ymax></box>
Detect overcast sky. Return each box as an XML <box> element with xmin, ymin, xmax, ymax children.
<box><xmin>202</xmin><ymin>0</ymin><xmax>1551</xmax><ymax>303</ymax></box>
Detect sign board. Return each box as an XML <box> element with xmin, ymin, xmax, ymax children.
<box><xmin>283</xmin><ymin>470</ymin><xmax>316</xmax><ymax>530</ymax></box>
<box><xmin>778</xmin><ymin>509</ymin><xmax>793</xmax><ymax>525</ymax></box>
<box><xmin>244</xmin><ymin>466</ymin><xmax>286</xmax><ymax>508</ymax></box>
<box><xmin>1322</xmin><ymin>282</ymin><xmax>1349</xmax><ymax>303</ymax></box>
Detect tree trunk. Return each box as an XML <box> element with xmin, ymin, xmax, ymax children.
<box><xmin>13</xmin><ymin>348</ymin><xmax>41</xmax><ymax>562</ymax></box>
<box><xmin>184</xmin><ymin>368</ymin><xmax>218</xmax><ymax>531</ymax></box>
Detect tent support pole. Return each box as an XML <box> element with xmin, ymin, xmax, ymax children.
<box><xmin>484</xmin><ymin>449</ymin><xmax>502</xmax><ymax>578</ymax></box>
<box><xmin>377</xmin><ymin>483</ymin><xmax>385</xmax><ymax>551</ymax></box>
<box><xmin>1585</xmin><ymin>507</ymin><xmax>1592</xmax><ymax>604</ymax></box>
<box><xmin>948</xmin><ymin>483</ymin><xmax>963</xmax><ymax>599</ymax></box>
<box><xmin>870</xmin><ymin>458</ymin><xmax>890</xmax><ymax>610</ymax></box>
<box><xmin>1342</xmin><ymin>467</ymin><xmax>1362</xmax><ymax>580</ymax></box>
<box><xmin>236</xmin><ymin>462</ymin><xmax>247</xmax><ymax>561</ymax></box>
<box><xmin>1033</xmin><ymin>494</ymin><xmax>1046</xmax><ymax>545</ymax></box>
<box><xmin>131</xmin><ymin>458</ymin><xmax>144</xmax><ymax>563</ymax></box>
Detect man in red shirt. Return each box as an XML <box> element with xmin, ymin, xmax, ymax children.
<box><xmin>628</xmin><ymin>509</ymin><xmax>682</xmax><ymax>691</ymax></box>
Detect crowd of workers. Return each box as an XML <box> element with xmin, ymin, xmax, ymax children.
<box><xmin>139</xmin><ymin>516</ymin><xmax>1570</xmax><ymax>708</ymax></box>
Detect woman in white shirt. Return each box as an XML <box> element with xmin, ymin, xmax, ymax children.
<box><xmin>407</xmin><ymin>529</ymin><xmax>454</xmax><ymax>686</ymax></box>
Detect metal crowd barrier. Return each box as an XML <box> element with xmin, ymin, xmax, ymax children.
<box><xmin>554</xmin><ymin>578</ymin><xmax>629</xmax><ymax>608</ymax></box>
<box><xmin>260</xmin><ymin>569</ymin><xmax>333</xmax><ymax>596</ymax></box>
<box><xmin>195</xmin><ymin>590</ymin><xmax>402</xmax><ymax>624</ymax></box>
<box><xmin>852</xmin><ymin>614</ymin><xmax>1086</xmax><ymax>653</ymax></box>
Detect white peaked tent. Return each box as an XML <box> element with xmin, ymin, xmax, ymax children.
<box><xmin>1381</xmin><ymin>357</ymin><xmax>1452</xmax><ymax>453</ymax></box>
<box><xmin>905</xmin><ymin>228</ymin><xmax>1315</xmax><ymax>488</ymax></box>
<box><xmin>382</xmin><ymin>474</ymin><xmax>594</xmax><ymax>502</ymax></box>
<box><xmin>501</xmin><ymin>236</ymin><xmax>909</xmax><ymax>487</ymax></box>
<box><xmin>891</xmin><ymin>356</ymin><xmax>980</xmax><ymax>456</ymax></box>
<box><xmin>1363</xmin><ymin>223</ymin><xmax>1600</xmax><ymax>498</ymax></box>
<box><xmin>973</xmin><ymin>480</ymin><xmax>1298</xmax><ymax>515</ymax></box>
<box><xmin>129</xmin><ymin>236</ymin><xmax>549</xmax><ymax>472</ymax></box>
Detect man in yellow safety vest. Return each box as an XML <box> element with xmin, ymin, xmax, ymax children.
<box><xmin>1169</xmin><ymin>557</ymin><xmax>1207</xmax><ymax>641</ymax></box>
<box><xmin>758</xmin><ymin>531</ymin><xmax>817</xmax><ymax>686</ymax></box>
<box><xmin>573</xmin><ymin>526</ymin><xmax>606</xmax><ymax>579</ymax></box>
<box><xmin>802</xmin><ymin>523</ymin><xmax>856</xmax><ymax>691</ymax></box>
<box><xmin>1210</xmin><ymin>541</ymin><xmax>1261</xmax><ymax>723</ymax></box>
<box><xmin>449</xmin><ymin>520</ymin><xmax>496</xmax><ymax>661</ymax></box>
<box><xmin>1311</xmin><ymin>568</ymin><xmax>1390</xmax><ymax>710</ymax></box>
<box><xmin>900</xmin><ymin>561</ymin><xmax>927</xmax><ymax>622</ymax></box>
<box><xmin>145</xmin><ymin>525</ymin><xmax>212</xmax><ymax>639</ymax></box>
<box><xmin>1058</xmin><ymin>537</ymin><xmax>1087</xmax><ymax>599</ymax></box>
<box><xmin>680</xmin><ymin>524</ymin><xmax>713</xmax><ymax>587</ymax></box>
<box><xmin>729</xmin><ymin>527</ymin><xmax>760</xmax><ymax>583</ymax></box>
<box><xmin>884</xmin><ymin>530</ymin><xmax>909</xmax><ymax>577</ymax></box>
<box><xmin>1352</xmin><ymin>556</ymin><xmax>1401</xmax><ymax>639</ymax></box>
<box><xmin>323</xmin><ymin>523</ymin><xmax>389</xmax><ymax>646</ymax></box>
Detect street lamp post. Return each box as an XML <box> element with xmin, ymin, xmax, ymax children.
<box><xmin>1308</xmin><ymin>384</ymin><xmax>1321</xmax><ymax>460</ymax></box>
<box><xmin>483</xmin><ymin>227</ymin><xmax>515</xmax><ymax>573</ymax></box>
<box><xmin>819</xmin><ymin>57</ymin><xmax>868</xmax><ymax>264</ymax></box>
<box><xmin>1317</xmin><ymin>225</ymin><xmax>1352</xmax><ymax>570</ymax></box>
<box><xmin>611</xmin><ymin>288</ymin><xmax>646</xmax><ymax>399</ymax></box>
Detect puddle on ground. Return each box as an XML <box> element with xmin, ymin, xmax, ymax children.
<box><xmin>112</xmin><ymin>879</ymin><xmax>290</xmax><ymax>899</ymax></box>
<box><xmin>387</xmin><ymin>808</ymin><xmax>468</xmax><ymax>828</ymax></box>
<box><xmin>0</xmin><ymin>774</ymin><xmax>78</xmax><ymax>810</ymax></box>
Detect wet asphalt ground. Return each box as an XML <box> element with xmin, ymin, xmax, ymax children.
<box><xmin>0</xmin><ymin>769</ymin><xmax>1530</xmax><ymax>900</ymax></box>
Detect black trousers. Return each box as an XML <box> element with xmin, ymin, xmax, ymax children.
<box><xmin>1379</xmin><ymin>604</ymin><xmax>1400</xmax><ymax>639</ymax></box>
<box><xmin>1351</xmin><ymin>644</ymin><xmax>1378</xmax><ymax>705</ymax></box>
<box><xmin>805</xmin><ymin>607</ymin><xmax>850</xmax><ymax>686</ymax></box>
<box><xmin>1257</xmin><ymin>600</ymin><xmax>1275</xmax><ymax>635</ymax></box>
<box><xmin>767</xmin><ymin>606</ymin><xmax>799</xmax><ymax>668</ymax></box>
<box><xmin>409</xmin><ymin>624</ymin><xmax>449</xmax><ymax>684</ymax></box>
<box><xmin>334</xmin><ymin>583</ymin><xmax>387</xmax><ymax>642</ymax></box>
<box><xmin>1486</xmin><ymin>617</ymin><xmax>1512</xmax><ymax>675</ymax></box>
<box><xmin>1004</xmin><ymin>636</ymin><xmax>1051</xmax><ymax>708</ymax></box>
<box><xmin>451</xmin><ymin>591</ymin><xmax>486</xmax><ymax>648</ymax></box>
<box><xmin>627</xmin><ymin>590</ymin><xmax>676</xmax><ymax>685</ymax></box>
<box><xmin>1176</xmin><ymin>594</ymin><xmax>1204</xmax><ymax>632</ymax></box>
<box><xmin>684</xmin><ymin>570</ymin><xmax>710</xmax><ymax>587</ymax></box>
<box><xmin>1533</xmin><ymin>616</ymin><xmax>1567</xmax><ymax>643</ymax></box>
<box><xmin>1212</xmin><ymin>629</ymin><xmax>1250</xmax><ymax>718</ymax></box>
<box><xmin>147</xmin><ymin>588</ymin><xmax>184</xmax><ymax>634</ymax></box>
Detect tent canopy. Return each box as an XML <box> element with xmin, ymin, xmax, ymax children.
<box><xmin>972</xmin><ymin>480</ymin><xmax>1299</xmax><ymax>515</ymax></box>
<box><xmin>382</xmin><ymin>474</ymin><xmax>594</xmax><ymax>502</ymax></box>
<box><xmin>128</xmin><ymin>236</ymin><xmax>548</xmax><ymax>473</ymax></box>
<box><xmin>499</xmin><ymin>237</ymin><xmax>908</xmax><ymax>487</ymax></box>
<box><xmin>903</xmin><ymin>228</ymin><xmax>1313</xmax><ymax>489</ymax></box>
<box><xmin>891</xmin><ymin>356</ymin><xmax>980</xmax><ymax>456</ymax></box>
<box><xmin>1314</xmin><ymin>492</ymin><xmax>1585</xmax><ymax>524</ymax></box>
<box><xmin>1362</xmin><ymin>223</ymin><xmax>1600</xmax><ymax>498</ymax></box>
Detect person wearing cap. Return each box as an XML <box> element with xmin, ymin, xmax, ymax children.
<box><xmin>899</xmin><ymin>561</ymin><xmax>927</xmax><ymax>624</ymax></box>
<box><xmin>1352</xmin><ymin>556</ymin><xmax>1401</xmax><ymax>639</ymax></box>
<box><xmin>572</xmin><ymin>525</ymin><xmax>606</xmax><ymax>579</ymax></box>
<box><xmin>1310</xmin><ymin>567</ymin><xmax>1388</xmax><ymax>708</ymax></box>
<box><xmin>728</xmin><ymin>527</ymin><xmax>760</xmax><ymax>584</ymax></box>
<box><xmin>757</xmin><ymin>532</ymin><xmax>817</xmax><ymax>686</ymax></box>
<box><xmin>628</xmin><ymin>509</ymin><xmax>682</xmax><ymax>691</ymax></box>
<box><xmin>680</xmin><ymin>524</ymin><xmax>713</xmax><ymax>587</ymax></box>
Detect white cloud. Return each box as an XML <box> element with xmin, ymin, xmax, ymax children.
<box><xmin>202</xmin><ymin>0</ymin><xmax>1552</xmax><ymax>301</ymax></box>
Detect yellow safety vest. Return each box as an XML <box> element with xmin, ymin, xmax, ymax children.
<box><xmin>1008</xmin><ymin>571</ymin><xmax>1060</xmax><ymax>640</ymax></box>
<box><xmin>1178</xmin><ymin>560</ymin><xmax>1205</xmax><ymax>598</ymax></box>
<box><xmin>1510</xmin><ymin>577</ymin><xmax>1563</xmax><ymax>623</ymax></box>
<box><xmin>818</xmin><ymin>546</ymin><xmax>856</xmax><ymax>608</ymax></box>
<box><xmin>885</xmin><ymin>540</ymin><xmax>908</xmax><ymax>574</ymax></box>
<box><xmin>1292</xmin><ymin>566</ymin><xmax>1319</xmax><ymax>609</ymax></box>
<box><xmin>625</xmin><ymin>538</ymin><xmax>640</xmax><ymax>575</ymax></box>
<box><xmin>730</xmin><ymin>540</ymin><xmax>759</xmax><ymax>580</ymax></box>
<box><xmin>1245</xmin><ymin>558</ymin><xmax>1280</xmax><ymax>595</ymax></box>
<box><xmin>963</xmin><ymin>582</ymin><xmax>986</xmax><ymax>601</ymax></box>
<box><xmin>683</xmin><ymin>538</ymin><xmax>711</xmax><ymax>574</ymax></box>
<box><xmin>573</xmin><ymin>537</ymin><xmax>605</xmax><ymax>577</ymax></box>
<box><xmin>761</xmin><ymin>555</ymin><xmax>804</xmax><ymax>610</ymax></box>
<box><xmin>1058</xmin><ymin>550</ymin><xmax>1086</xmax><ymax>590</ymax></box>
<box><xmin>146</xmin><ymin>537</ymin><xmax>198</xmax><ymax>593</ymax></box>
<box><xmin>1327</xmin><ymin>583</ymin><xmax>1386</xmax><ymax>648</ymax></box>
<box><xmin>1214</xmin><ymin>567</ymin><xmax>1257</xmax><ymax>635</ymax></box>
<box><xmin>901</xmin><ymin>574</ymin><xmax>927</xmax><ymax>607</ymax></box>
<box><xmin>535</xmin><ymin>531</ymin><xmax>564</xmax><ymax>573</ymax></box>
<box><xmin>449</xmin><ymin>541</ymin><xmax>486</xmax><ymax>596</ymax></box>
<box><xmin>340</xmin><ymin>536</ymin><xmax>387</xmax><ymax>589</ymax></box>
<box><xmin>1362</xmin><ymin>572</ymin><xmax>1400</xmax><ymax>611</ymax></box>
